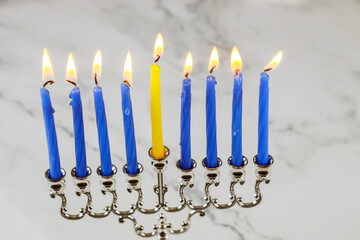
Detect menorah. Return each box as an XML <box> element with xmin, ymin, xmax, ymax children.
<box><xmin>45</xmin><ymin>146</ymin><xmax>274</xmax><ymax>239</ymax></box>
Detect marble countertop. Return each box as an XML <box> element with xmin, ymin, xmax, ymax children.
<box><xmin>0</xmin><ymin>0</ymin><xmax>359</xmax><ymax>239</ymax></box>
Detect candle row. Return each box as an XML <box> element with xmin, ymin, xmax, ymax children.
<box><xmin>41</xmin><ymin>34</ymin><xmax>282</xmax><ymax>180</ymax></box>
<box><xmin>179</xmin><ymin>47</ymin><xmax>282</xmax><ymax>170</ymax></box>
<box><xmin>41</xmin><ymin>49</ymin><xmax>139</xmax><ymax>179</ymax></box>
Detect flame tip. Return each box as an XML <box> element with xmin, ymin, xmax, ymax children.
<box><xmin>123</xmin><ymin>51</ymin><xmax>133</xmax><ymax>85</ymax></box>
<box><xmin>154</xmin><ymin>34</ymin><xmax>164</xmax><ymax>58</ymax></box>
<box><xmin>231</xmin><ymin>47</ymin><xmax>242</xmax><ymax>73</ymax></box>
<box><xmin>264</xmin><ymin>50</ymin><xmax>283</xmax><ymax>71</ymax></box>
<box><xmin>208</xmin><ymin>47</ymin><xmax>219</xmax><ymax>71</ymax></box>
<box><xmin>42</xmin><ymin>48</ymin><xmax>54</xmax><ymax>82</ymax></box>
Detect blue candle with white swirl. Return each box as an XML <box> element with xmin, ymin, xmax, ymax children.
<box><xmin>67</xmin><ymin>53</ymin><xmax>87</xmax><ymax>178</ymax></box>
<box><xmin>121</xmin><ymin>52</ymin><xmax>138</xmax><ymax>175</ymax></box>
<box><xmin>41</xmin><ymin>49</ymin><xmax>62</xmax><ymax>180</ymax></box>
<box><xmin>179</xmin><ymin>52</ymin><xmax>193</xmax><ymax>170</ymax></box>
<box><xmin>230</xmin><ymin>47</ymin><xmax>244</xmax><ymax>167</ymax></box>
<box><xmin>231</xmin><ymin>72</ymin><xmax>243</xmax><ymax>167</ymax></box>
<box><xmin>257</xmin><ymin>72</ymin><xmax>269</xmax><ymax>166</ymax></box>
<box><xmin>257</xmin><ymin>51</ymin><xmax>283</xmax><ymax>166</ymax></box>
<box><xmin>93</xmin><ymin>86</ymin><xmax>112</xmax><ymax>176</ymax></box>
<box><xmin>41</xmin><ymin>88</ymin><xmax>62</xmax><ymax>179</ymax></box>
<box><xmin>205</xmin><ymin>47</ymin><xmax>219</xmax><ymax>168</ymax></box>
<box><xmin>69</xmin><ymin>87</ymin><xmax>87</xmax><ymax>177</ymax></box>
<box><xmin>92</xmin><ymin>50</ymin><xmax>112</xmax><ymax>176</ymax></box>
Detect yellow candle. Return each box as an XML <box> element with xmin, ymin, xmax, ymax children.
<box><xmin>150</xmin><ymin>33</ymin><xmax>165</xmax><ymax>159</ymax></box>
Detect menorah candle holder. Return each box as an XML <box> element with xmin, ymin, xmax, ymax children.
<box><xmin>45</xmin><ymin>146</ymin><xmax>274</xmax><ymax>239</ymax></box>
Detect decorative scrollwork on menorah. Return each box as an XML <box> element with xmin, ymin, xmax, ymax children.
<box><xmin>45</xmin><ymin>146</ymin><xmax>274</xmax><ymax>239</ymax></box>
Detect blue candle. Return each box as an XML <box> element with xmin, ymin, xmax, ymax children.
<box><xmin>180</xmin><ymin>78</ymin><xmax>192</xmax><ymax>170</ymax></box>
<box><xmin>121</xmin><ymin>52</ymin><xmax>138</xmax><ymax>175</ymax></box>
<box><xmin>257</xmin><ymin>50</ymin><xmax>282</xmax><ymax>166</ymax></box>
<box><xmin>93</xmin><ymin>86</ymin><xmax>112</xmax><ymax>176</ymax></box>
<box><xmin>257</xmin><ymin>72</ymin><xmax>269</xmax><ymax>166</ymax></box>
<box><xmin>179</xmin><ymin>52</ymin><xmax>193</xmax><ymax>170</ymax></box>
<box><xmin>206</xmin><ymin>75</ymin><xmax>218</xmax><ymax>168</ymax></box>
<box><xmin>40</xmin><ymin>88</ymin><xmax>62</xmax><ymax>180</ymax></box>
<box><xmin>231</xmin><ymin>72</ymin><xmax>244</xmax><ymax>167</ymax></box>
<box><xmin>69</xmin><ymin>87</ymin><xmax>88</xmax><ymax>177</ymax></box>
<box><xmin>92</xmin><ymin>50</ymin><xmax>112</xmax><ymax>176</ymax></box>
<box><xmin>66</xmin><ymin>53</ymin><xmax>87</xmax><ymax>178</ymax></box>
<box><xmin>230</xmin><ymin>47</ymin><xmax>244</xmax><ymax>167</ymax></box>
<box><xmin>41</xmin><ymin>49</ymin><xmax>62</xmax><ymax>180</ymax></box>
<box><xmin>205</xmin><ymin>47</ymin><xmax>219</xmax><ymax>168</ymax></box>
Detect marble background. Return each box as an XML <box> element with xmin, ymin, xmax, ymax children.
<box><xmin>0</xmin><ymin>0</ymin><xmax>359</xmax><ymax>239</ymax></box>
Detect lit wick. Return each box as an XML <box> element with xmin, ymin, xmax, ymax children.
<box><xmin>66</xmin><ymin>79</ymin><xmax>77</xmax><ymax>87</ymax></box>
<box><xmin>43</xmin><ymin>80</ymin><xmax>54</xmax><ymax>88</ymax></box>
<box><xmin>94</xmin><ymin>73</ymin><xmax>98</xmax><ymax>86</ymax></box>
<box><xmin>154</xmin><ymin>55</ymin><xmax>160</xmax><ymax>63</ymax></box>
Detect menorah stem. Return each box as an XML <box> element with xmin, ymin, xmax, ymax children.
<box><xmin>157</xmin><ymin>172</ymin><xmax>165</xmax><ymax>206</ymax></box>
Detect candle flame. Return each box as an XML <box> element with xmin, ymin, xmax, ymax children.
<box><xmin>231</xmin><ymin>47</ymin><xmax>242</xmax><ymax>73</ymax></box>
<box><xmin>208</xmin><ymin>47</ymin><xmax>219</xmax><ymax>72</ymax></box>
<box><xmin>154</xmin><ymin>33</ymin><xmax>164</xmax><ymax>59</ymax></box>
<box><xmin>66</xmin><ymin>53</ymin><xmax>77</xmax><ymax>83</ymax></box>
<box><xmin>183</xmin><ymin>52</ymin><xmax>193</xmax><ymax>76</ymax></box>
<box><xmin>264</xmin><ymin>50</ymin><xmax>283</xmax><ymax>71</ymax></box>
<box><xmin>42</xmin><ymin>48</ymin><xmax>54</xmax><ymax>83</ymax></box>
<box><xmin>123</xmin><ymin>51</ymin><xmax>132</xmax><ymax>86</ymax></box>
<box><xmin>92</xmin><ymin>50</ymin><xmax>102</xmax><ymax>80</ymax></box>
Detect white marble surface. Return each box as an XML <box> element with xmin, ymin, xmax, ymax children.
<box><xmin>0</xmin><ymin>0</ymin><xmax>360</xmax><ymax>239</ymax></box>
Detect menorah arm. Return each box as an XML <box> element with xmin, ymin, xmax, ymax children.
<box><xmin>237</xmin><ymin>156</ymin><xmax>273</xmax><ymax>208</ymax></box>
<box><xmin>133</xmin><ymin>183</ymin><xmax>161</xmax><ymax>214</ymax></box>
<box><xmin>186</xmin><ymin>181</ymin><xmax>213</xmax><ymax>210</ymax></box>
<box><xmin>58</xmin><ymin>192</ymin><xmax>87</xmax><ymax>220</ymax></box>
<box><xmin>83</xmin><ymin>191</ymin><xmax>112</xmax><ymax>218</ymax></box>
<box><xmin>45</xmin><ymin>169</ymin><xmax>87</xmax><ymax>220</ymax></box>
<box><xmin>162</xmin><ymin>176</ymin><xmax>193</xmax><ymax>212</ymax></box>
<box><xmin>211</xmin><ymin>181</ymin><xmax>238</xmax><ymax>209</ymax></box>
<box><xmin>167</xmin><ymin>210</ymin><xmax>205</xmax><ymax>234</ymax></box>
<box><xmin>119</xmin><ymin>215</ymin><xmax>157</xmax><ymax>238</ymax></box>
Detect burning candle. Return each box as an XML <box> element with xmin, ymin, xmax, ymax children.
<box><xmin>205</xmin><ymin>47</ymin><xmax>219</xmax><ymax>168</ymax></box>
<box><xmin>230</xmin><ymin>47</ymin><xmax>244</xmax><ymax>167</ymax></box>
<box><xmin>179</xmin><ymin>52</ymin><xmax>193</xmax><ymax>170</ymax></box>
<box><xmin>66</xmin><ymin>53</ymin><xmax>88</xmax><ymax>178</ymax></box>
<box><xmin>92</xmin><ymin>50</ymin><xmax>113</xmax><ymax>176</ymax></box>
<box><xmin>150</xmin><ymin>33</ymin><xmax>166</xmax><ymax>159</ymax></box>
<box><xmin>121</xmin><ymin>51</ymin><xmax>139</xmax><ymax>175</ymax></box>
<box><xmin>40</xmin><ymin>49</ymin><xmax>62</xmax><ymax>180</ymax></box>
<box><xmin>257</xmin><ymin>51</ymin><xmax>282</xmax><ymax>166</ymax></box>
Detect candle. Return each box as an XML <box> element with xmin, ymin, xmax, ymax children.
<box><xmin>150</xmin><ymin>33</ymin><xmax>166</xmax><ymax>159</ymax></box>
<box><xmin>179</xmin><ymin>52</ymin><xmax>193</xmax><ymax>170</ymax></box>
<box><xmin>92</xmin><ymin>50</ymin><xmax>113</xmax><ymax>176</ymax></box>
<box><xmin>205</xmin><ymin>47</ymin><xmax>219</xmax><ymax>168</ymax></box>
<box><xmin>66</xmin><ymin>53</ymin><xmax>88</xmax><ymax>178</ymax></box>
<box><xmin>230</xmin><ymin>47</ymin><xmax>244</xmax><ymax>167</ymax></box>
<box><xmin>257</xmin><ymin>51</ymin><xmax>282</xmax><ymax>166</ymax></box>
<box><xmin>41</xmin><ymin>49</ymin><xmax>62</xmax><ymax>180</ymax></box>
<box><xmin>121</xmin><ymin>52</ymin><xmax>139</xmax><ymax>175</ymax></box>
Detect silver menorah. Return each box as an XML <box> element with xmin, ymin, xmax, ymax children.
<box><xmin>45</xmin><ymin>146</ymin><xmax>274</xmax><ymax>239</ymax></box>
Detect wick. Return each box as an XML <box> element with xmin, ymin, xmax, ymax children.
<box><xmin>154</xmin><ymin>55</ymin><xmax>160</xmax><ymax>63</ymax></box>
<box><xmin>43</xmin><ymin>80</ymin><xmax>54</xmax><ymax>88</ymax></box>
<box><xmin>124</xmin><ymin>80</ymin><xmax>131</xmax><ymax>87</ymax></box>
<box><xmin>94</xmin><ymin>73</ymin><xmax>98</xmax><ymax>86</ymax></box>
<box><xmin>184</xmin><ymin>72</ymin><xmax>189</xmax><ymax>79</ymax></box>
<box><xmin>264</xmin><ymin>68</ymin><xmax>272</xmax><ymax>72</ymax></box>
<box><xmin>66</xmin><ymin>80</ymin><xmax>77</xmax><ymax>87</ymax></box>
<box><xmin>235</xmin><ymin>69</ymin><xmax>240</xmax><ymax>76</ymax></box>
<box><xmin>209</xmin><ymin>66</ymin><xmax>216</xmax><ymax>75</ymax></box>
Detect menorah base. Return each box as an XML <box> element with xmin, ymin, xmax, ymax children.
<box><xmin>45</xmin><ymin>147</ymin><xmax>273</xmax><ymax>239</ymax></box>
